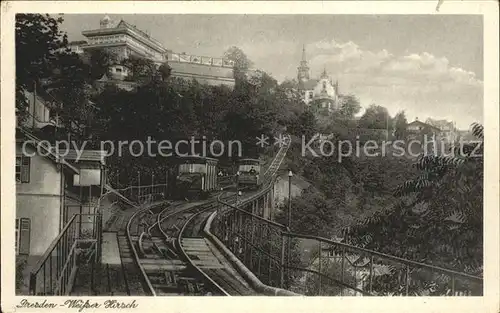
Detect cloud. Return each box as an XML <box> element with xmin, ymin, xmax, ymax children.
<box><xmin>301</xmin><ymin>39</ymin><xmax>483</xmax><ymax>129</ymax></box>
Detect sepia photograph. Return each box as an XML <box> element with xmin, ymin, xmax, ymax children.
<box><xmin>1</xmin><ymin>1</ymin><xmax>499</xmax><ymax>313</ymax></box>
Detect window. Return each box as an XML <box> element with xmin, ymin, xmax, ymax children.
<box><xmin>16</xmin><ymin>218</ymin><xmax>31</xmax><ymax>255</ymax></box>
<box><xmin>16</xmin><ymin>156</ymin><xmax>31</xmax><ymax>183</ymax></box>
<box><xmin>115</xmin><ymin>68</ymin><xmax>122</xmax><ymax>73</ymax></box>
<box><xmin>309</xmin><ymin>92</ymin><xmax>313</xmax><ymax>99</ymax></box>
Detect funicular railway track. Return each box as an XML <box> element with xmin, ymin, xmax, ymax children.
<box><xmin>176</xmin><ymin>140</ymin><xmax>291</xmax><ymax>296</ymax></box>
<box><xmin>177</xmin><ymin>193</ymin><xmax>260</xmax><ymax>296</ymax></box>
<box><xmin>125</xmin><ymin>193</ymin><xmax>247</xmax><ymax>296</ymax></box>
<box><xmin>124</xmin><ymin>138</ymin><xmax>291</xmax><ymax>296</ymax></box>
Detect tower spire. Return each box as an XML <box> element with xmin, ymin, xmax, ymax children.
<box><xmin>321</xmin><ymin>67</ymin><xmax>328</xmax><ymax>79</ymax></box>
<box><xmin>297</xmin><ymin>44</ymin><xmax>310</xmax><ymax>83</ymax></box>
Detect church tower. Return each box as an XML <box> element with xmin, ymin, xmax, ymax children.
<box><xmin>297</xmin><ymin>44</ymin><xmax>310</xmax><ymax>83</ymax></box>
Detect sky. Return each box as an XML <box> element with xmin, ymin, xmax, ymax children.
<box><xmin>59</xmin><ymin>14</ymin><xmax>483</xmax><ymax>130</ymax></box>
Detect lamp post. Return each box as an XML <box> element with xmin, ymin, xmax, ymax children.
<box><xmin>286</xmin><ymin>169</ymin><xmax>293</xmax><ymax>289</ymax></box>
<box><xmin>288</xmin><ymin>170</ymin><xmax>293</xmax><ymax>230</ymax></box>
<box><xmin>236</xmin><ymin>171</ymin><xmax>240</xmax><ymax>204</ymax></box>
<box><xmin>137</xmin><ymin>171</ymin><xmax>141</xmax><ymax>203</ymax></box>
<box><xmin>237</xmin><ymin>191</ymin><xmax>242</xmax><ymax>204</ymax></box>
<box><xmin>151</xmin><ymin>174</ymin><xmax>155</xmax><ymax>202</ymax></box>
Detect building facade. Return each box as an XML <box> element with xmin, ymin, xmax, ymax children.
<box><xmin>16</xmin><ymin>125</ymin><xmax>107</xmax><ymax>257</ymax></box>
<box><xmin>15</xmin><ymin>137</ymin><xmax>79</xmax><ymax>256</ymax></box>
<box><xmin>406</xmin><ymin>118</ymin><xmax>442</xmax><ymax>138</ymax></box>
<box><xmin>297</xmin><ymin>45</ymin><xmax>340</xmax><ymax>114</ymax></box>
<box><xmin>425</xmin><ymin>118</ymin><xmax>458</xmax><ymax>143</ymax></box>
<box><xmin>80</xmin><ymin>16</ymin><xmax>235</xmax><ymax>87</ymax></box>
<box><xmin>81</xmin><ymin>16</ymin><xmax>167</xmax><ymax>64</ymax></box>
<box><xmin>166</xmin><ymin>52</ymin><xmax>235</xmax><ymax>87</ymax></box>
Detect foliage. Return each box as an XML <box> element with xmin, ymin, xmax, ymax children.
<box><xmin>287</xmin><ymin>110</ymin><xmax>317</xmax><ymax>141</ymax></box>
<box><xmin>158</xmin><ymin>62</ymin><xmax>172</xmax><ymax>81</ymax></box>
<box><xmin>16</xmin><ymin>257</ymin><xmax>27</xmax><ymax>292</ymax></box>
<box><xmin>224</xmin><ymin>46</ymin><xmax>253</xmax><ymax>83</ymax></box>
<box><xmin>15</xmin><ymin>13</ymin><xmax>68</xmax><ymax>120</ymax></box>
<box><xmin>358</xmin><ymin>104</ymin><xmax>392</xmax><ymax>130</ymax></box>
<box><xmin>121</xmin><ymin>55</ymin><xmax>159</xmax><ymax>84</ymax></box>
<box><xmin>345</xmin><ymin>123</ymin><xmax>484</xmax><ymax>294</ymax></box>
<box><xmin>337</xmin><ymin>94</ymin><xmax>362</xmax><ymax>120</ymax></box>
<box><xmin>15</xmin><ymin>14</ymin><xmax>104</xmax><ymax>141</ymax></box>
<box><xmin>87</xmin><ymin>49</ymin><xmax>115</xmax><ymax>80</ymax></box>
<box><xmin>393</xmin><ymin>110</ymin><xmax>408</xmax><ymax>140</ymax></box>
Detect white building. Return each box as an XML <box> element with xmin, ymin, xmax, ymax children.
<box><xmin>81</xmin><ymin>16</ymin><xmax>167</xmax><ymax>64</ymax></box>
<box><xmin>296</xmin><ymin>45</ymin><xmax>340</xmax><ymax>113</ymax></box>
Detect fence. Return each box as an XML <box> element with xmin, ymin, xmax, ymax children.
<box><xmin>213</xmin><ymin>192</ymin><xmax>483</xmax><ymax>296</ymax></box>
<box><xmin>114</xmin><ymin>183</ymin><xmax>168</xmax><ymax>205</ymax></box>
<box><xmin>29</xmin><ymin>213</ymin><xmax>102</xmax><ymax>295</ymax></box>
<box><xmin>282</xmin><ymin>232</ymin><xmax>483</xmax><ymax>296</ymax></box>
<box><xmin>214</xmin><ymin>173</ymin><xmax>483</xmax><ymax>296</ymax></box>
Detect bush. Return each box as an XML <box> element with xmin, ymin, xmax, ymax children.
<box><xmin>16</xmin><ymin>257</ymin><xmax>27</xmax><ymax>291</ymax></box>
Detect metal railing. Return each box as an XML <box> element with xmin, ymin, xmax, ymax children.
<box><xmin>282</xmin><ymin>232</ymin><xmax>483</xmax><ymax>296</ymax></box>
<box><xmin>29</xmin><ymin>213</ymin><xmax>102</xmax><ymax>295</ymax></box>
<box><xmin>114</xmin><ymin>183</ymin><xmax>168</xmax><ymax>204</ymax></box>
<box><xmin>213</xmin><ymin>194</ymin><xmax>483</xmax><ymax>296</ymax></box>
<box><xmin>214</xmin><ymin>194</ymin><xmax>287</xmax><ymax>288</ymax></box>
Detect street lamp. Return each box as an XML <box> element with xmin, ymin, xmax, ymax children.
<box><xmin>237</xmin><ymin>191</ymin><xmax>242</xmax><ymax>204</ymax></box>
<box><xmin>138</xmin><ymin>171</ymin><xmax>141</xmax><ymax>202</ymax></box>
<box><xmin>236</xmin><ymin>171</ymin><xmax>240</xmax><ymax>204</ymax></box>
<box><xmin>288</xmin><ymin>170</ymin><xmax>293</xmax><ymax>230</ymax></box>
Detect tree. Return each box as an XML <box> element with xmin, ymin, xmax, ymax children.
<box><xmin>122</xmin><ymin>55</ymin><xmax>158</xmax><ymax>84</ymax></box>
<box><xmin>15</xmin><ymin>13</ymin><xmax>68</xmax><ymax>120</ymax></box>
<box><xmin>87</xmin><ymin>49</ymin><xmax>115</xmax><ymax>80</ymax></box>
<box><xmin>358</xmin><ymin>104</ymin><xmax>392</xmax><ymax>130</ymax></box>
<box><xmin>393</xmin><ymin>110</ymin><xmax>408</xmax><ymax>140</ymax></box>
<box><xmin>224</xmin><ymin>46</ymin><xmax>253</xmax><ymax>83</ymax></box>
<box><xmin>338</xmin><ymin>94</ymin><xmax>362</xmax><ymax>120</ymax></box>
<box><xmin>346</xmin><ymin>123</ymin><xmax>484</xmax><ymax>295</ymax></box>
<box><xmin>288</xmin><ymin>110</ymin><xmax>317</xmax><ymax>141</ymax></box>
<box><xmin>158</xmin><ymin>62</ymin><xmax>172</xmax><ymax>81</ymax></box>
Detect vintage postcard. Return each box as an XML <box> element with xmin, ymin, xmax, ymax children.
<box><xmin>1</xmin><ymin>1</ymin><xmax>499</xmax><ymax>313</ymax></box>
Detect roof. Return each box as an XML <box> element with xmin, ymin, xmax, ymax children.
<box><xmin>177</xmin><ymin>155</ymin><xmax>219</xmax><ymax>163</ymax></box>
<box><xmin>58</xmin><ymin>150</ymin><xmax>107</xmax><ymax>165</ymax></box>
<box><xmin>239</xmin><ymin>158</ymin><xmax>260</xmax><ymax>163</ymax></box>
<box><xmin>407</xmin><ymin>120</ymin><xmax>441</xmax><ymax>132</ymax></box>
<box><xmin>16</xmin><ymin>127</ymin><xmax>80</xmax><ymax>174</ymax></box>
<box><xmin>425</xmin><ymin>118</ymin><xmax>455</xmax><ymax>130</ymax></box>
<box><xmin>299</xmin><ymin>79</ymin><xmax>319</xmax><ymax>90</ymax></box>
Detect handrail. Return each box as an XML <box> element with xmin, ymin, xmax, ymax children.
<box><xmin>203</xmin><ymin>210</ymin><xmax>298</xmax><ymax>296</ymax></box>
<box><xmin>29</xmin><ymin>212</ymin><xmax>102</xmax><ymax>295</ymax></box>
<box><xmin>283</xmin><ymin>232</ymin><xmax>483</xmax><ymax>281</ymax></box>
<box><xmin>31</xmin><ymin>214</ymin><xmax>78</xmax><ymax>275</ymax></box>
<box><xmin>217</xmin><ymin>188</ymin><xmax>286</xmax><ymax>230</ymax></box>
<box><xmin>211</xmin><ymin>134</ymin><xmax>483</xmax><ymax>295</ymax></box>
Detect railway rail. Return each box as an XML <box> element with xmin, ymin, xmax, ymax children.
<box><xmin>122</xmin><ymin>139</ymin><xmax>290</xmax><ymax>296</ymax></box>
<box><xmin>125</xmin><ymin>192</ymin><xmax>257</xmax><ymax>296</ymax></box>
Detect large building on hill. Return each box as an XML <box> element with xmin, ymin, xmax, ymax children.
<box><xmin>81</xmin><ymin>15</ymin><xmax>167</xmax><ymax>64</ymax></box>
<box><xmin>78</xmin><ymin>16</ymin><xmax>235</xmax><ymax>87</ymax></box>
<box><xmin>296</xmin><ymin>45</ymin><xmax>340</xmax><ymax>114</ymax></box>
